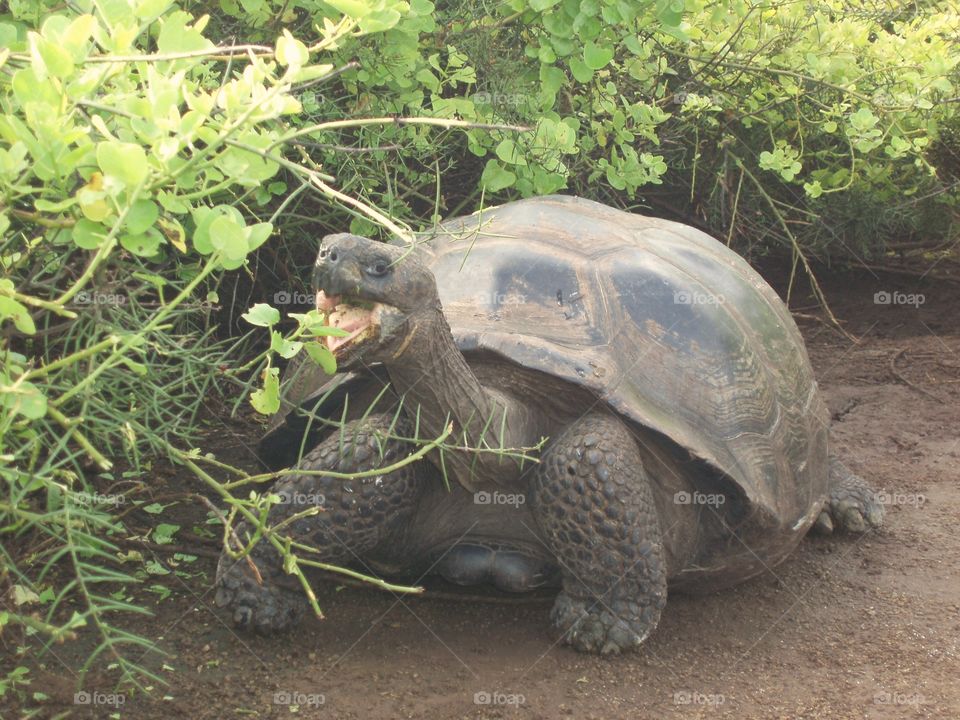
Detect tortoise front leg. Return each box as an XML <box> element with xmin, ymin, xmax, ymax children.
<box><xmin>531</xmin><ymin>413</ymin><xmax>667</xmax><ymax>654</ymax></box>
<box><xmin>214</xmin><ymin>415</ymin><xmax>424</xmax><ymax>633</ymax></box>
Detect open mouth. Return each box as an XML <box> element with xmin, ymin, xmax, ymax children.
<box><xmin>316</xmin><ymin>290</ymin><xmax>383</xmax><ymax>356</ymax></box>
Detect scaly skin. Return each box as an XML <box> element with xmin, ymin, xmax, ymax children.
<box><xmin>812</xmin><ymin>457</ymin><xmax>885</xmax><ymax>535</ymax></box>
<box><xmin>531</xmin><ymin>413</ymin><xmax>667</xmax><ymax>654</ymax></box>
<box><xmin>215</xmin><ymin>415</ymin><xmax>422</xmax><ymax>632</ymax></box>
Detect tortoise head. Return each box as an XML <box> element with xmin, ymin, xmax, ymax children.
<box><xmin>312</xmin><ymin>233</ymin><xmax>440</xmax><ymax>367</ymax></box>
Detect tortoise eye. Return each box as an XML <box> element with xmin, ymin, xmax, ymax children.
<box><xmin>367</xmin><ymin>260</ymin><xmax>390</xmax><ymax>277</ymax></box>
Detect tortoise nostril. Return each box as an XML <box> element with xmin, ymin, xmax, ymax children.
<box><xmin>329</xmin><ymin>250</ymin><xmax>339</xmax><ymax>262</ymax></box>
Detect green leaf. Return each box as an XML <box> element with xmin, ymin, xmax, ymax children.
<box><xmin>568</xmin><ymin>57</ymin><xmax>594</xmax><ymax>83</ymax></box>
<box><xmin>0</xmin><ymin>290</ymin><xmax>36</xmax><ymax>335</ymax></box>
<box><xmin>190</xmin><ymin>207</ymin><xmax>218</xmax><ymax>255</ymax></box>
<box><xmin>242</xmin><ymin>303</ymin><xmax>280</xmax><ymax>327</ymax></box>
<box><xmin>157</xmin><ymin>191</ymin><xmax>190</xmax><ymax>214</ymax></box>
<box><xmin>73</xmin><ymin>219</ymin><xmax>109</xmax><ymax>249</ymax></box>
<box><xmin>305</xmin><ymin>342</ymin><xmax>337</xmax><ymax>375</ymax></box>
<box><xmin>246</xmin><ymin>222</ymin><xmax>273</xmax><ymax>251</ymax></box>
<box><xmin>35</xmin><ymin>197</ymin><xmax>78</xmax><ymax>213</ymax></box>
<box><xmin>324</xmin><ymin>0</ymin><xmax>369</xmax><ymax>16</ymax></box>
<box><xmin>20</xmin><ymin>384</ymin><xmax>48</xmax><ymax>418</ymax></box>
<box><xmin>152</xmin><ymin>524</ymin><xmax>180</xmax><ymax>545</ymax></box>
<box><xmin>656</xmin><ymin>0</ymin><xmax>684</xmax><ymax>27</ymax></box>
<box><xmin>359</xmin><ymin>7</ymin><xmax>402</xmax><ymax>32</ymax></box>
<box><xmin>97</xmin><ymin>141</ymin><xmax>149</xmax><ymax>187</ymax></box>
<box><xmin>540</xmin><ymin>65</ymin><xmax>566</xmax><ymax>99</ymax></box>
<box><xmin>583</xmin><ymin>41</ymin><xmax>614</xmax><ymax>70</ymax></box>
<box><xmin>146</xmin><ymin>584</ymin><xmax>172</xmax><ymax>601</ymax></box>
<box><xmin>125</xmin><ymin>199</ymin><xmax>159</xmax><ymax>234</ymax></box>
<box><xmin>12</xmin><ymin>585</ymin><xmax>41</xmax><ymax>606</ymax></box>
<box><xmin>250</xmin><ymin>366</ymin><xmax>280</xmax><ymax>414</ymax></box>
<box><xmin>209</xmin><ymin>215</ymin><xmax>248</xmax><ymax>261</ymax></box>
<box><xmin>135</xmin><ymin>0</ymin><xmax>175</xmax><ymax>19</ymax></box>
<box><xmin>12</xmin><ymin>67</ymin><xmax>61</xmax><ymax>107</ymax></box>
<box><xmin>270</xmin><ymin>330</ymin><xmax>303</xmax><ymax>359</ymax></box>
<box><xmin>480</xmin><ymin>159</ymin><xmax>516</xmax><ymax>192</ymax></box>
<box><xmin>120</xmin><ymin>228</ymin><xmax>162</xmax><ymax>257</ymax></box>
<box><xmin>495</xmin><ymin>139</ymin><xmax>526</xmax><ymax>166</ymax></box>
<box><xmin>145</xmin><ymin>560</ymin><xmax>170</xmax><ymax>575</ymax></box>
<box><xmin>0</xmin><ymin>23</ymin><xmax>20</xmax><ymax>51</ymax></box>
<box><xmin>3</xmin><ymin>380</ymin><xmax>46</xmax><ymax>418</ymax></box>
<box><xmin>532</xmin><ymin>168</ymin><xmax>567</xmax><ymax>194</ymax></box>
<box><xmin>30</xmin><ymin>33</ymin><xmax>74</xmax><ymax>78</ymax></box>
<box><xmin>276</xmin><ymin>30</ymin><xmax>308</xmax><ymax>68</ymax></box>
<box><xmin>303</xmin><ymin>325</ymin><xmax>350</xmax><ymax>337</ymax></box>
<box><xmin>52</xmin><ymin>13</ymin><xmax>95</xmax><ymax>62</ymax></box>
<box><xmin>848</xmin><ymin>107</ymin><xmax>878</xmax><ymax>132</ymax></box>
<box><xmin>157</xmin><ymin>12</ymin><xmax>212</xmax><ymax>54</ymax></box>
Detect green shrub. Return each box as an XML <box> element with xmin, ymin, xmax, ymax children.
<box><xmin>208</xmin><ymin>0</ymin><xmax>958</xmax><ymax>259</ymax></box>
<box><xmin>0</xmin><ymin>0</ymin><xmax>420</xmax><ymax>688</ymax></box>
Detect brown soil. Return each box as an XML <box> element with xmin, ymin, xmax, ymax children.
<box><xmin>5</xmin><ymin>263</ymin><xmax>960</xmax><ymax>720</ymax></box>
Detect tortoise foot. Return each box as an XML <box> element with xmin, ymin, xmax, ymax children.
<box><xmin>214</xmin><ymin>554</ymin><xmax>306</xmax><ymax>634</ymax></box>
<box><xmin>551</xmin><ymin>592</ymin><xmax>658</xmax><ymax>654</ymax></box>
<box><xmin>813</xmin><ymin>458</ymin><xmax>885</xmax><ymax>535</ymax></box>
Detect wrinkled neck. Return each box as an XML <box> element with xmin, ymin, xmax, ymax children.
<box><xmin>383</xmin><ymin>310</ymin><xmax>535</xmax><ymax>488</ymax></box>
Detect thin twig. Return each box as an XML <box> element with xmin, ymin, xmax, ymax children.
<box><xmin>732</xmin><ymin>155</ymin><xmax>859</xmax><ymax>343</ymax></box>
<box><xmin>115</xmin><ymin>537</ymin><xmax>220</xmax><ymax>559</ymax></box>
<box><xmin>195</xmin><ymin>494</ymin><xmax>263</xmax><ymax>585</ymax></box>
<box><xmin>272</xmin><ymin>116</ymin><xmax>532</xmax><ymax>151</ymax></box>
<box><xmin>889</xmin><ymin>348</ymin><xmax>943</xmax><ymax>403</ymax></box>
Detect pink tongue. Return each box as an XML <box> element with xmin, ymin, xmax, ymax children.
<box><xmin>316</xmin><ymin>290</ymin><xmax>341</xmax><ymax>312</ymax></box>
<box><xmin>325</xmin><ymin>305</ymin><xmax>375</xmax><ymax>352</ymax></box>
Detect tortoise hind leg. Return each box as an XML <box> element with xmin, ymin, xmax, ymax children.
<box><xmin>812</xmin><ymin>456</ymin><xmax>885</xmax><ymax>535</ymax></box>
<box><xmin>531</xmin><ymin>413</ymin><xmax>667</xmax><ymax>654</ymax></box>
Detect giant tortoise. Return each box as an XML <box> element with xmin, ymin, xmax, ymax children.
<box><xmin>215</xmin><ymin>195</ymin><xmax>883</xmax><ymax>654</ymax></box>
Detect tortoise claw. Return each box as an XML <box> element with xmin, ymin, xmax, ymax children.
<box><xmin>816</xmin><ymin>463</ymin><xmax>885</xmax><ymax>536</ymax></box>
<box><xmin>551</xmin><ymin>592</ymin><xmax>658</xmax><ymax>655</ymax></box>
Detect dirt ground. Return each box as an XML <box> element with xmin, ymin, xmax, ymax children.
<box><xmin>4</xmin><ymin>262</ymin><xmax>959</xmax><ymax>720</ymax></box>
